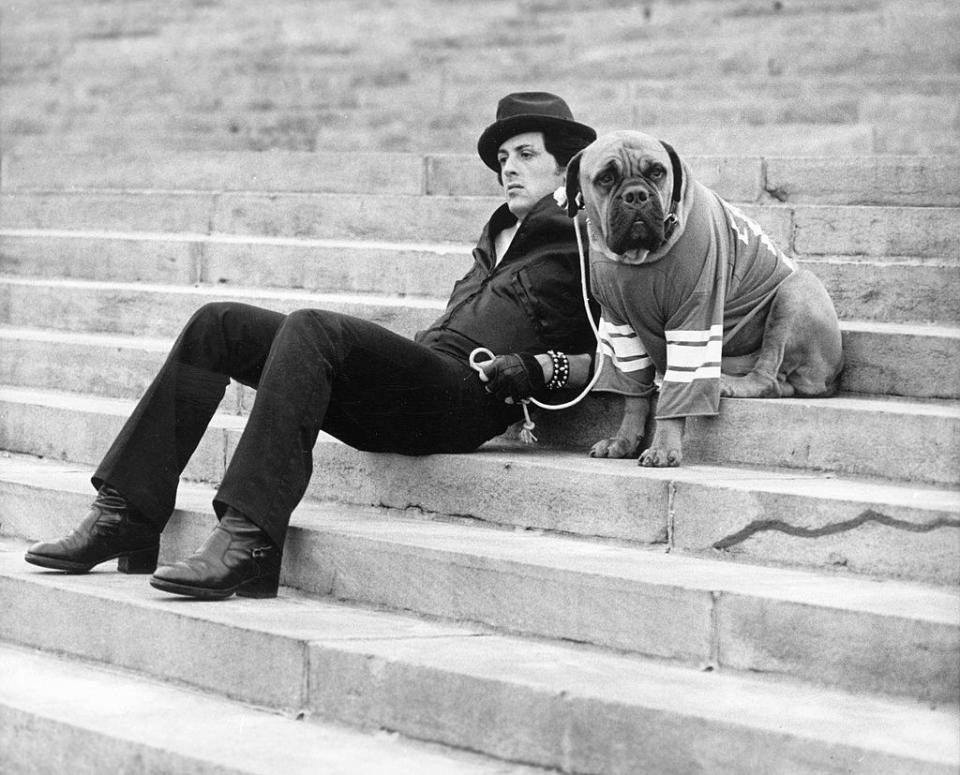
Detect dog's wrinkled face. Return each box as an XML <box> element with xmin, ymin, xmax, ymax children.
<box><xmin>567</xmin><ymin>130</ymin><xmax>675</xmax><ymax>264</ymax></box>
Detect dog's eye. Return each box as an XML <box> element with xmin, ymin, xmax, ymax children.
<box><xmin>596</xmin><ymin>172</ymin><xmax>616</xmax><ymax>187</ymax></box>
<box><xmin>649</xmin><ymin>166</ymin><xmax>665</xmax><ymax>181</ymax></box>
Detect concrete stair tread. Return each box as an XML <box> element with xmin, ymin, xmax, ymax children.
<box><xmin>0</xmin><ymin>274</ymin><xmax>444</xmax><ymax>309</ymax></box>
<box><xmin>0</xmin><ymin>385</ymin><xmax>960</xmax><ymax>492</ymax></box>
<box><xmin>0</xmin><ymin>642</ymin><xmax>537</xmax><ymax>775</ymax></box>
<box><xmin>5</xmin><ymin>190</ymin><xmax>958</xmax><ymax>257</ymax></box>
<box><xmin>4</xmin><ymin>151</ymin><xmax>960</xmax><ymax>206</ymax></box>
<box><xmin>5</xmin><ymin>233</ymin><xmax>957</xmax><ymax>325</ymax></box>
<box><xmin>0</xmin><ymin>275</ymin><xmax>410</xmax><ymax>309</ymax></box>
<box><xmin>3</xmin><ymin>443</ymin><xmax>957</xmax><ymax>513</ymax></box>
<box><xmin>1</xmin><ymin>225</ymin><xmax>476</xmax><ymax>256</ymax></box>
<box><xmin>2</xmin><ymin>381</ymin><xmax>958</xmax><ymax>452</ymax></box>
<box><xmin>6</xmin><ymin>227</ymin><xmax>957</xmax><ymax>266</ymax></box>
<box><xmin>3</xmin><ymin>453</ymin><xmax>955</xmax><ymax>618</ymax></box>
<box><xmin>4</xmin><ymin>313</ymin><xmax>959</xmax><ymax>343</ymax></box>
<box><xmin>0</xmin><ymin>539</ymin><xmax>956</xmax><ymax>775</ymax></box>
<box><xmin>3</xmin><ymin>454</ymin><xmax>957</xmax><ymax>701</ymax></box>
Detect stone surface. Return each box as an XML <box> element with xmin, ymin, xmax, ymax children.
<box><xmin>6</xmin><ymin>188</ymin><xmax>958</xmax><ymax>257</ymax></box>
<box><xmin>763</xmin><ymin>156</ymin><xmax>960</xmax><ymax>206</ymax></box>
<box><xmin>0</xmin><ymin>644</ymin><xmax>538</xmax><ymax>775</ymax></box>
<box><xmin>1</xmin><ymin>191</ymin><xmax>217</xmax><ymax>233</ymax></box>
<box><xmin>0</xmin><ymin>277</ymin><xmax>442</xmax><ymax>338</ymax></box>
<box><xmin>792</xmin><ymin>205</ymin><xmax>960</xmax><ymax>258</ymax></box>
<box><xmin>0</xmin><ymin>386</ymin><xmax>239</xmax><ymax>483</ymax></box>
<box><xmin>0</xmin><ymin>232</ymin><xmax>201</xmax><ymax>284</ymax></box>
<box><xmin>2</xmin><ymin>150</ymin><xmax>427</xmax><ymax>195</ymax></box>
<box><xmin>2</xmin><ymin>454</ymin><xmax>957</xmax><ymax>701</ymax></box>
<box><xmin>0</xmin><ymin>544</ymin><xmax>955</xmax><ymax>775</ymax></box>
<box><xmin>804</xmin><ymin>257</ymin><xmax>960</xmax><ymax>324</ymax></box>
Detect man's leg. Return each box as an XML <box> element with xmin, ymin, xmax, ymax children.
<box><xmin>25</xmin><ymin>302</ymin><xmax>285</xmax><ymax>573</ymax></box>
<box><xmin>94</xmin><ymin>302</ymin><xmax>285</xmax><ymax>526</ymax></box>
<box><xmin>152</xmin><ymin>308</ymin><xmax>512</xmax><ymax>599</ymax></box>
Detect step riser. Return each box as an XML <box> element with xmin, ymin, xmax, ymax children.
<box><xmin>0</xmin><ymin>152</ymin><xmax>942</xmax><ymax>206</ymax></box>
<box><xmin>7</xmin><ymin>153</ymin><xmax>958</xmax><ymax>206</ymax></box>
<box><xmin>0</xmin><ymin>573</ymin><xmax>951</xmax><ymax>775</ymax></box>
<box><xmin>5</xmin><ymin>191</ymin><xmax>959</xmax><ymax>256</ymax></box>
<box><xmin>0</xmin><ymin>643</ymin><xmax>520</xmax><ymax>775</ymax></box>
<box><xmin>531</xmin><ymin>397</ymin><xmax>960</xmax><ymax>486</ymax></box>
<box><xmin>3</xmin><ymin>324</ymin><xmax>955</xmax><ymax>402</ymax></box>
<box><xmin>0</xmin><ymin>708</ymin><xmax>225</xmax><ymax>775</ymax></box>
<box><xmin>0</xmin><ymin>283</ymin><xmax>441</xmax><ymax>340</ymax></box>
<box><xmin>4</xmin><ymin>235</ymin><xmax>958</xmax><ymax>324</ymax></box>
<box><xmin>4</xmin><ymin>382</ymin><xmax>958</xmax><ymax>488</ymax></box>
<box><xmin>0</xmin><ymin>396</ymin><xmax>235</xmax><ymax>486</ymax></box>
<box><xmin>301</xmin><ymin>445</ymin><xmax>960</xmax><ymax>582</ymax></box>
<box><xmin>7</xmin><ymin>480</ymin><xmax>955</xmax><ymax>701</ymax></box>
<box><xmin>7</xmin><ymin>400</ymin><xmax>957</xmax><ymax>585</ymax></box>
<box><xmin>804</xmin><ymin>259</ymin><xmax>960</xmax><ymax>324</ymax></box>
<box><xmin>307</xmin><ymin>646</ymin><xmax>954</xmax><ymax>775</ymax></box>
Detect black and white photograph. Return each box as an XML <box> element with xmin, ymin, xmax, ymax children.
<box><xmin>0</xmin><ymin>1</ymin><xmax>958</xmax><ymax>772</ymax></box>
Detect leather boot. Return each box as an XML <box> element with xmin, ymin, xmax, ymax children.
<box><xmin>25</xmin><ymin>486</ymin><xmax>160</xmax><ymax>574</ymax></box>
<box><xmin>149</xmin><ymin>506</ymin><xmax>281</xmax><ymax>600</ymax></box>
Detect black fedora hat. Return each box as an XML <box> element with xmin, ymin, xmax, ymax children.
<box><xmin>477</xmin><ymin>92</ymin><xmax>596</xmax><ymax>171</ymax></box>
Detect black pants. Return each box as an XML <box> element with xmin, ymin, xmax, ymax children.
<box><xmin>93</xmin><ymin>302</ymin><xmax>516</xmax><ymax>547</ymax></box>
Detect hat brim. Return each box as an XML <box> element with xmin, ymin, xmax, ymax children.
<box><xmin>477</xmin><ymin>115</ymin><xmax>597</xmax><ymax>171</ymax></box>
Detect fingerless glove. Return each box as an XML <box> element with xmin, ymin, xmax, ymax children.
<box><xmin>481</xmin><ymin>352</ymin><xmax>546</xmax><ymax>403</ymax></box>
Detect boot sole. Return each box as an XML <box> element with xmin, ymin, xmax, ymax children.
<box><xmin>24</xmin><ymin>546</ymin><xmax>158</xmax><ymax>575</ymax></box>
<box><xmin>24</xmin><ymin>552</ymin><xmax>98</xmax><ymax>573</ymax></box>
<box><xmin>148</xmin><ymin>575</ymin><xmax>279</xmax><ymax>600</ymax></box>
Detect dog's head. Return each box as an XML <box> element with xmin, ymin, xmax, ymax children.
<box><xmin>564</xmin><ymin>130</ymin><xmax>686</xmax><ymax>265</ymax></box>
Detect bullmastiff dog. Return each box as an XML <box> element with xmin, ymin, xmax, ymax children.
<box><xmin>563</xmin><ymin>130</ymin><xmax>843</xmax><ymax>466</ymax></box>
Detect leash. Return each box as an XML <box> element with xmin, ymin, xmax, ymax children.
<box><xmin>469</xmin><ymin>215</ymin><xmax>603</xmax><ymax>444</ymax></box>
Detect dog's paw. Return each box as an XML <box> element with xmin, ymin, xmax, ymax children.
<box><xmin>638</xmin><ymin>445</ymin><xmax>682</xmax><ymax>467</ymax></box>
<box><xmin>589</xmin><ymin>436</ymin><xmax>639</xmax><ymax>459</ymax></box>
<box><xmin>719</xmin><ymin>375</ymin><xmax>736</xmax><ymax>398</ymax></box>
<box><xmin>720</xmin><ymin>372</ymin><xmax>783</xmax><ymax>398</ymax></box>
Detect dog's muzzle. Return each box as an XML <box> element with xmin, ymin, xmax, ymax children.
<box><xmin>607</xmin><ymin>182</ymin><xmax>666</xmax><ymax>255</ymax></box>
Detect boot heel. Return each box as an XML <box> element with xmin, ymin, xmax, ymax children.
<box><xmin>236</xmin><ymin>572</ymin><xmax>280</xmax><ymax>599</ymax></box>
<box><xmin>118</xmin><ymin>545</ymin><xmax>159</xmax><ymax>574</ymax></box>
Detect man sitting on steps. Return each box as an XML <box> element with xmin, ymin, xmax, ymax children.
<box><xmin>24</xmin><ymin>92</ymin><xmax>599</xmax><ymax>600</ymax></box>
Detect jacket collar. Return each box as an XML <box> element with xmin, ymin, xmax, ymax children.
<box><xmin>478</xmin><ymin>194</ymin><xmax>570</xmax><ymax>270</ymax></box>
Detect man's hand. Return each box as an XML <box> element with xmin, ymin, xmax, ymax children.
<box><xmin>478</xmin><ymin>352</ymin><xmax>546</xmax><ymax>404</ymax></box>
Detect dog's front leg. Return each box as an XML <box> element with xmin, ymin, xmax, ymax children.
<box><xmin>639</xmin><ymin>417</ymin><xmax>684</xmax><ymax>467</ymax></box>
<box><xmin>589</xmin><ymin>395</ymin><xmax>650</xmax><ymax>459</ymax></box>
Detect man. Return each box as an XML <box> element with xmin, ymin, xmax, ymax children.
<box><xmin>25</xmin><ymin>92</ymin><xmax>599</xmax><ymax>600</ymax></box>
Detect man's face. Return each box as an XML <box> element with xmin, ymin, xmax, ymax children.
<box><xmin>497</xmin><ymin>131</ymin><xmax>564</xmax><ymax>221</ymax></box>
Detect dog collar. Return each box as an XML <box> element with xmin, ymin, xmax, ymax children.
<box><xmin>660</xmin><ymin>140</ymin><xmax>683</xmax><ymax>239</ymax></box>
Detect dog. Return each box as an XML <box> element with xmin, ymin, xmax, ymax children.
<box><xmin>563</xmin><ymin>130</ymin><xmax>843</xmax><ymax>466</ymax></box>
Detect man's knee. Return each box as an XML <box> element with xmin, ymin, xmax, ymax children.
<box><xmin>177</xmin><ymin>302</ymin><xmax>274</xmax><ymax>368</ymax></box>
<box><xmin>184</xmin><ymin>302</ymin><xmax>239</xmax><ymax>335</ymax></box>
<box><xmin>281</xmin><ymin>308</ymin><xmax>347</xmax><ymax>341</ymax></box>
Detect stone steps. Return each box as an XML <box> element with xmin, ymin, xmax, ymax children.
<box><xmin>3</xmin><ymin>233</ymin><xmax>957</xmax><ymax>324</ymax></box>
<box><xmin>1</xmin><ymin>539</ymin><xmax>955</xmax><ymax>775</ymax></box>
<box><xmin>5</xmin><ymin>0</ymin><xmax>958</xmax><ymax>156</ymax></box>
<box><xmin>2</xmin><ymin>314</ymin><xmax>958</xmax><ymax>401</ymax></box>
<box><xmin>0</xmin><ymin>642</ymin><xmax>544</xmax><ymax>775</ymax></box>
<box><xmin>3</xmin><ymin>0</ymin><xmax>959</xmax><ymax>768</ymax></box>
<box><xmin>3</xmin><ymin>373</ymin><xmax>959</xmax><ymax>486</ymax></box>
<box><xmin>5</xmin><ymin>152</ymin><xmax>960</xmax><ymax>205</ymax></box>
<box><xmin>1</xmin><ymin>144</ymin><xmax>957</xmax><ymax>772</ymax></box>
<box><xmin>2</xmin><ymin>455</ymin><xmax>958</xmax><ymax>701</ymax></box>
<box><xmin>2</xmin><ymin>396</ymin><xmax>958</xmax><ymax>584</ymax></box>
<box><xmin>5</xmin><ymin>189</ymin><xmax>960</xmax><ymax>257</ymax></box>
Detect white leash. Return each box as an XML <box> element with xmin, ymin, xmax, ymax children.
<box><xmin>469</xmin><ymin>215</ymin><xmax>603</xmax><ymax>443</ymax></box>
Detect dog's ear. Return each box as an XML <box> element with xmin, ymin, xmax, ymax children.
<box><xmin>564</xmin><ymin>150</ymin><xmax>584</xmax><ymax>218</ymax></box>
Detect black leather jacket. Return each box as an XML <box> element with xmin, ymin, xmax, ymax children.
<box><xmin>415</xmin><ymin>194</ymin><xmax>597</xmax><ymax>362</ymax></box>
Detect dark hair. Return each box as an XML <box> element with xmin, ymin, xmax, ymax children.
<box><xmin>543</xmin><ymin>128</ymin><xmax>591</xmax><ymax>169</ymax></box>
<box><xmin>495</xmin><ymin>128</ymin><xmax>592</xmax><ymax>185</ymax></box>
